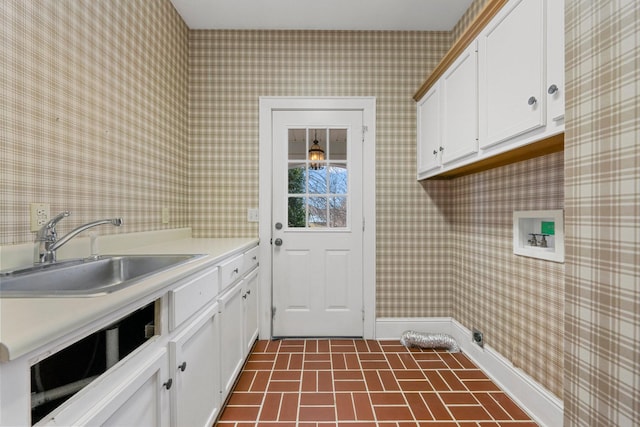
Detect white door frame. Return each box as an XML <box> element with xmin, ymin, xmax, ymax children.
<box><xmin>258</xmin><ymin>97</ymin><xmax>376</xmax><ymax>339</ymax></box>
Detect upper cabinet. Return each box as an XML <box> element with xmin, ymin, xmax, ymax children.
<box><xmin>416</xmin><ymin>0</ymin><xmax>564</xmax><ymax>180</ymax></box>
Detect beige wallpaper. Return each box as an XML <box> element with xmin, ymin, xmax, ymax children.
<box><xmin>451</xmin><ymin>0</ymin><xmax>489</xmax><ymax>43</ymax></box>
<box><xmin>564</xmin><ymin>0</ymin><xmax>639</xmax><ymax>425</ymax></box>
<box><xmin>1</xmin><ymin>0</ymin><xmax>189</xmax><ymax>245</ymax></box>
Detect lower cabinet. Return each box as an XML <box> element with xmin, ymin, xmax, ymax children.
<box><xmin>169</xmin><ymin>305</ymin><xmax>221</xmax><ymax>427</ymax></box>
<box><xmin>242</xmin><ymin>269</ymin><xmax>259</xmax><ymax>357</ymax></box>
<box><xmin>6</xmin><ymin>247</ymin><xmax>259</xmax><ymax>427</ymax></box>
<box><xmin>36</xmin><ymin>347</ymin><xmax>171</xmax><ymax>427</ymax></box>
<box><xmin>218</xmin><ymin>279</ymin><xmax>245</xmax><ymax>399</ymax></box>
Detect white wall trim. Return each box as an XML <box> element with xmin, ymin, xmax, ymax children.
<box><xmin>258</xmin><ymin>97</ymin><xmax>376</xmax><ymax>340</ymax></box>
<box><xmin>375</xmin><ymin>317</ymin><xmax>563</xmax><ymax>427</ymax></box>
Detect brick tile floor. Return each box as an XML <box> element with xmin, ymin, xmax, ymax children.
<box><xmin>215</xmin><ymin>339</ymin><xmax>537</xmax><ymax>427</ymax></box>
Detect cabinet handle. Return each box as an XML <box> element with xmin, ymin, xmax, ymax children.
<box><xmin>527</xmin><ymin>96</ymin><xmax>537</xmax><ymax>106</ymax></box>
<box><xmin>178</xmin><ymin>361</ymin><xmax>187</xmax><ymax>372</ymax></box>
<box><xmin>252</xmin><ymin>256</ymin><xmax>257</xmax><ymax>261</ymax></box>
<box><xmin>233</xmin><ymin>268</ymin><xmax>239</xmax><ymax>274</ymax></box>
<box><xmin>432</xmin><ymin>150</ymin><xmax>438</xmax><ymax>155</ymax></box>
<box><xmin>547</xmin><ymin>84</ymin><xmax>559</xmax><ymax>95</ymax></box>
<box><xmin>242</xmin><ymin>293</ymin><xmax>247</xmax><ymax>299</ymax></box>
<box><xmin>246</xmin><ymin>290</ymin><xmax>251</xmax><ymax>295</ymax></box>
<box><xmin>163</xmin><ymin>378</ymin><xmax>173</xmax><ymax>390</ymax></box>
<box><xmin>439</xmin><ymin>146</ymin><xmax>444</xmax><ymax>152</ymax></box>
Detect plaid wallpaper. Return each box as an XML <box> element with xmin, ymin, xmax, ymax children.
<box><xmin>564</xmin><ymin>1</ymin><xmax>640</xmax><ymax>425</ymax></box>
<box><xmin>451</xmin><ymin>0</ymin><xmax>489</xmax><ymax>43</ymax></box>
<box><xmin>1</xmin><ymin>0</ymin><xmax>189</xmax><ymax>245</ymax></box>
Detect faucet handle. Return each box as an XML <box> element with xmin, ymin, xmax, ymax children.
<box><xmin>46</xmin><ymin>211</ymin><xmax>70</xmax><ymax>230</ymax></box>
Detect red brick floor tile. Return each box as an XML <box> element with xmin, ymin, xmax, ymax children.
<box><xmin>369</xmin><ymin>392</ymin><xmax>405</xmax><ymax>405</ymax></box>
<box><xmin>438</xmin><ymin>370</ymin><xmax>467</xmax><ymax>391</ymax></box>
<box><xmin>334</xmin><ymin>380</ymin><xmax>367</xmax><ymax>392</ymax></box>
<box><xmin>440</xmin><ymin>392</ymin><xmax>478</xmax><ymax>405</ymax></box>
<box><xmin>455</xmin><ymin>369</ymin><xmax>489</xmax><ymax>380</ymax></box>
<box><xmin>363</xmin><ymin>370</ymin><xmax>384</xmax><ymax>391</ymax></box>
<box><xmin>300</xmin><ymin>392</ymin><xmax>335</xmax><ymax>406</ymax></box>
<box><xmin>463</xmin><ymin>379</ymin><xmax>501</xmax><ymax>392</ymax></box>
<box><xmin>424</xmin><ymin>370</ymin><xmax>449</xmax><ymax>391</ymax></box>
<box><xmin>333</xmin><ymin>370</ymin><xmax>363</xmax><ymax>380</ymax></box>
<box><xmin>279</xmin><ymin>393</ymin><xmax>299</xmax><ymax>421</ymax></box>
<box><xmin>474</xmin><ymin>392</ymin><xmax>511</xmax><ymax>420</ymax></box>
<box><xmin>335</xmin><ymin>393</ymin><xmax>356</xmax><ymax>420</ymax></box>
<box><xmin>491</xmin><ymin>393</ymin><xmax>531</xmax><ymax>420</ymax></box>
<box><xmin>378</xmin><ymin>370</ymin><xmax>401</xmax><ymax>391</ymax></box>
<box><xmin>217</xmin><ymin>340</ymin><xmax>534</xmax><ymax>426</ymax></box>
<box><xmin>447</xmin><ymin>405</ymin><xmax>492</xmax><ymax>421</ymax></box>
<box><xmin>398</xmin><ymin>379</ymin><xmax>433</xmax><ymax>392</ymax></box>
<box><xmin>299</xmin><ymin>406</ymin><xmax>336</xmax><ymax>421</ymax></box>
<box><xmin>404</xmin><ymin>392</ymin><xmax>433</xmax><ymax>421</ymax></box>
<box><xmin>271</xmin><ymin>370</ymin><xmax>301</xmax><ymax>381</ymax></box>
<box><xmin>258</xmin><ymin>393</ymin><xmax>281</xmax><ymax>421</ymax></box>
<box><xmin>394</xmin><ymin>369</ymin><xmax>426</xmax><ymax>380</ymax></box>
<box><xmin>227</xmin><ymin>392</ymin><xmax>265</xmax><ymax>406</ymax></box>
<box><xmin>352</xmin><ymin>393</ymin><xmax>375</xmax><ymax>420</ymax></box>
<box><xmin>421</xmin><ymin>393</ymin><xmax>453</xmax><ymax>420</ymax></box>
<box><xmin>373</xmin><ymin>405</ymin><xmax>415</xmax><ymax>421</ymax></box>
<box><xmin>220</xmin><ymin>406</ymin><xmax>260</xmax><ymax>421</ymax></box>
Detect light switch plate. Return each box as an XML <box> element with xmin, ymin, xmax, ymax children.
<box><xmin>247</xmin><ymin>208</ymin><xmax>259</xmax><ymax>222</ymax></box>
<box><xmin>30</xmin><ymin>203</ymin><xmax>50</xmax><ymax>232</ymax></box>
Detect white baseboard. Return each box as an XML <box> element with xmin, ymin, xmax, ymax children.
<box><xmin>375</xmin><ymin>317</ymin><xmax>563</xmax><ymax>427</ymax></box>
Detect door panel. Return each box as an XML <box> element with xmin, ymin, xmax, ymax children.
<box><xmin>272</xmin><ymin>110</ymin><xmax>363</xmax><ymax>337</ymax></box>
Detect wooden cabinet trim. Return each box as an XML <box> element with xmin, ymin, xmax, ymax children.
<box><xmin>413</xmin><ymin>0</ymin><xmax>508</xmax><ymax>101</ymax></box>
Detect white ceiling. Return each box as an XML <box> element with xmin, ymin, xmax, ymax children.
<box><xmin>170</xmin><ymin>0</ymin><xmax>474</xmax><ymax>31</ymax></box>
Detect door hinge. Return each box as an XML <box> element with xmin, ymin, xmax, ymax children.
<box><xmin>271</xmin><ymin>306</ymin><xmax>276</xmax><ymax>319</ymax></box>
<box><xmin>363</xmin><ymin>217</ymin><xmax>365</xmax><ymax>232</ymax></box>
<box><xmin>362</xmin><ymin>125</ymin><xmax>368</xmax><ymax>142</ymax></box>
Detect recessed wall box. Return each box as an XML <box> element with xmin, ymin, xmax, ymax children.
<box><xmin>513</xmin><ymin>210</ymin><xmax>564</xmax><ymax>263</ymax></box>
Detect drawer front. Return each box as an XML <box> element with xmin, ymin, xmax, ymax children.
<box><xmin>242</xmin><ymin>246</ymin><xmax>259</xmax><ymax>273</ymax></box>
<box><xmin>219</xmin><ymin>254</ymin><xmax>244</xmax><ymax>291</ymax></box>
<box><xmin>169</xmin><ymin>268</ymin><xmax>219</xmax><ymax>331</ymax></box>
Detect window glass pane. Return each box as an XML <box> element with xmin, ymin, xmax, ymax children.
<box><xmin>288</xmin><ymin>129</ymin><xmax>306</xmax><ymax>161</ymax></box>
<box><xmin>288</xmin><ymin>166</ymin><xmax>306</xmax><ymax>194</ymax></box>
<box><xmin>308</xmin><ymin>197</ymin><xmax>327</xmax><ymax>228</ymax></box>
<box><xmin>328</xmin><ymin>164</ymin><xmax>347</xmax><ymax>194</ymax></box>
<box><xmin>329</xmin><ymin>129</ymin><xmax>347</xmax><ymax>161</ymax></box>
<box><xmin>309</xmin><ymin>128</ymin><xmax>326</xmax><ymax>170</ymax></box>
<box><xmin>329</xmin><ymin>197</ymin><xmax>347</xmax><ymax>227</ymax></box>
<box><xmin>308</xmin><ymin>166</ymin><xmax>327</xmax><ymax>194</ymax></box>
<box><xmin>288</xmin><ymin>196</ymin><xmax>306</xmax><ymax>227</ymax></box>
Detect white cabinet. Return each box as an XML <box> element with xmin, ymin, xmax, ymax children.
<box><xmin>416</xmin><ymin>82</ymin><xmax>442</xmax><ymax>179</ymax></box>
<box><xmin>218</xmin><ymin>279</ymin><xmax>245</xmax><ymax>399</ymax></box>
<box><xmin>441</xmin><ymin>40</ymin><xmax>478</xmax><ymax>164</ymax></box>
<box><xmin>169</xmin><ymin>305</ymin><xmax>221</xmax><ymax>427</ymax></box>
<box><xmin>417</xmin><ymin>41</ymin><xmax>478</xmax><ymax>179</ymax></box>
<box><xmin>416</xmin><ymin>0</ymin><xmax>564</xmax><ymax>180</ymax></box>
<box><xmin>242</xmin><ymin>269</ymin><xmax>259</xmax><ymax>357</ymax></box>
<box><xmin>36</xmin><ymin>347</ymin><xmax>171</xmax><ymax>427</ymax></box>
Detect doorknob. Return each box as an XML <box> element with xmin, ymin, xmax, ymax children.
<box><xmin>274</xmin><ymin>238</ymin><xmax>283</xmax><ymax>246</ymax></box>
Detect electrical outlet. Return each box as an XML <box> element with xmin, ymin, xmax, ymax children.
<box><xmin>30</xmin><ymin>203</ymin><xmax>50</xmax><ymax>232</ymax></box>
<box><xmin>247</xmin><ymin>208</ymin><xmax>259</xmax><ymax>222</ymax></box>
<box><xmin>472</xmin><ymin>328</ymin><xmax>484</xmax><ymax>348</ymax></box>
<box><xmin>162</xmin><ymin>207</ymin><xmax>169</xmax><ymax>224</ymax></box>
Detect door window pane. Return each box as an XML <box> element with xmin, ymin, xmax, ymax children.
<box><xmin>287</xmin><ymin>127</ymin><xmax>348</xmax><ymax>229</ymax></box>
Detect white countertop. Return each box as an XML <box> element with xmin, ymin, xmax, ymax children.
<box><xmin>0</xmin><ymin>237</ymin><xmax>258</xmax><ymax>363</ymax></box>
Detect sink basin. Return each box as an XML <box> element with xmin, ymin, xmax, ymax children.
<box><xmin>0</xmin><ymin>254</ymin><xmax>205</xmax><ymax>298</ymax></box>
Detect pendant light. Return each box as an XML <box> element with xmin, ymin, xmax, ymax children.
<box><xmin>308</xmin><ymin>130</ymin><xmax>325</xmax><ymax>170</ymax></box>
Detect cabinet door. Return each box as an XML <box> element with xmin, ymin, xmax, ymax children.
<box><xmin>546</xmin><ymin>0</ymin><xmax>564</xmax><ymax>122</ymax></box>
<box><xmin>169</xmin><ymin>305</ymin><xmax>221</xmax><ymax>427</ymax></box>
<box><xmin>50</xmin><ymin>348</ymin><xmax>171</xmax><ymax>427</ymax></box>
<box><xmin>218</xmin><ymin>280</ymin><xmax>245</xmax><ymax>399</ymax></box>
<box><xmin>441</xmin><ymin>40</ymin><xmax>478</xmax><ymax>164</ymax></box>
<box><xmin>478</xmin><ymin>0</ymin><xmax>545</xmax><ymax>148</ymax></box>
<box><xmin>416</xmin><ymin>82</ymin><xmax>442</xmax><ymax>178</ymax></box>
<box><xmin>242</xmin><ymin>269</ymin><xmax>259</xmax><ymax>357</ymax></box>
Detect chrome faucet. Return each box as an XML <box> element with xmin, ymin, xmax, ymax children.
<box><xmin>34</xmin><ymin>211</ymin><xmax>123</xmax><ymax>263</ymax></box>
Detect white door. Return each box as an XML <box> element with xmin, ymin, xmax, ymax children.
<box><xmin>271</xmin><ymin>109</ymin><xmax>364</xmax><ymax>337</ymax></box>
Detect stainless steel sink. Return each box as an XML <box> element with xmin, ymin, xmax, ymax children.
<box><xmin>0</xmin><ymin>254</ymin><xmax>205</xmax><ymax>298</ymax></box>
